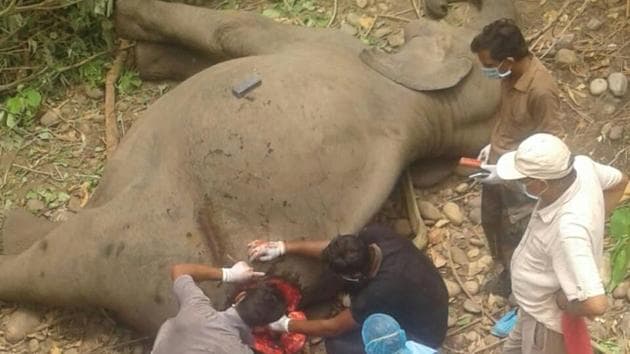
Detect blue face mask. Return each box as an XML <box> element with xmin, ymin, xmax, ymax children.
<box><xmin>481</xmin><ymin>60</ymin><xmax>511</xmax><ymax>79</ymax></box>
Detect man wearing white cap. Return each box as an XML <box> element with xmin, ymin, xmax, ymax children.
<box><xmin>496</xmin><ymin>133</ymin><xmax>628</xmax><ymax>353</ymax></box>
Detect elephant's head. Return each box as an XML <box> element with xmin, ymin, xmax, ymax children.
<box><xmin>360</xmin><ymin>0</ymin><xmax>515</xmax><ymax>91</ymax></box>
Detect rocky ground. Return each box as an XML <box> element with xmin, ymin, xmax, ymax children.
<box><xmin>1</xmin><ymin>0</ymin><xmax>629</xmax><ymax>353</ymax></box>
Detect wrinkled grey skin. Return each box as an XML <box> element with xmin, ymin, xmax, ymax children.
<box><xmin>0</xmin><ymin>0</ymin><xmax>515</xmax><ymax>334</ymax></box>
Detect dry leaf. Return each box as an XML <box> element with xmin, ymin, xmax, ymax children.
<box><xmin>358</xmin><ymin>15</ymin><xmax>375</xmax><ymax>29</ymax></box>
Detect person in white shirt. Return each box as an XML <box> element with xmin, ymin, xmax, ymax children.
<box><xmin>495</xmin><ymin>133</ymin><xmax>628</xmax><ymax>354</ymax></box>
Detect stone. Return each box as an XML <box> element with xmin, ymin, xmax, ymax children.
<box><xmin>555</xmin><ymin>33</ymin><xmax>575</xmax><ymax>49</ymax></box>
<box><xmin>40</xmin><ymin>109</ymin><xmax>61</xmax><ymax>127</ymax></box>
<box><xmin>65</xmin><ymin>349</ymin><xmax>79</xmax><ymax>354</ymax></box>
<box><xmin>68</xmin><ymin>196</ymin><xmax>82</xmax><ymax>211</ymax></box>
<box><xmin>608</xmin><ymin>72</ymin><xmax>628</xmax><ymax>97</ymax></box>
<box><xmin>442</xmin><ymin>202</ymin><xmax>465</xmax><ymax>225</ymax></box>
<box><xmin>586</xmin><ymin>18</ymin><xmax>603</xmax><ymax>30</ymax></box>
<box><xmin>464</xmin><ymin>330</ymin><xmax>479</xmax><ymax>342</ymax></box>
<box><xmin>450</xmin><ymin>245</ymin><xmax>468</xmax><ymax>265</ymax></box>
<box><xmin>603</xmin><ymin>104</ymin><xmax>617</xmax><ymax>115</ymax></box>
<box><xmin>613</xmin><ymin>282</ymin><xmax>629</xmax><ymax>299</ymax></box>
<box><xmin>466</xmin><ymin>247</ymin><xmax>480</xmax><ymax>259</ymax></box>
<box><xmin>345</xmin><ymin>13</ymin><xmax>361</xmax><ymax>27</ymax></box>
<box><xmin>468</xmin><ymin>195</ymin><xmax>482</xmax><ymax>208</ymax></box>
<box><xmin>468</xmin><ymin>207</ymin><xmax>482</xmax><ymax>225</ymax></box>
<box><xmin>469</xmin><ymin>237</ymin><xmax>485</xmax><ymax>247</ymax></box>
<box><xmin>448</xmin><ymin>315</ymin><xmax>457</xmax><ymax>327</ymax></box>
<box><xmin>340</xmin><ymin>23</ymin><xmax>357</xmax><ymax>36</ymax></box>
<box><xmin>463</xmin><ymin>299</ymin><xmax>482</xmax><ymax>314</ymax></box>
<box><xmin>28</xmin><ymin>338</ymin><xmax>39</xmax><ymax>353</ymax></box>
<box><xmin>444</xmin><ymin>279</ymin><xmax>461</xmax><ymax>297</ymax></box>
<box><xmin>356</xmin><ymin>0</ymin><xmax>368</xmax><ymax>8</ymax></box>
<box><xmin>418</xmin><ymin>201</ymin><xmax>442</xmax><ymax>220</ymax></box>
<box><xmin>393</xmin><ymin>218</ymin><xmax>412</xmax><ymax>236</ymax></box>
<box><xmin>386</xmin><ymin>30</ymin><xmax>405</xmax><ymax>47</ymax></box>
<box><xmin>26</xmin><ymin>199</ymin><xmax>46</xmax><ymax>212</ymax></box>
<box><xmin>84</xmin><ymin>86</ymin><xmax>104</xmax><ymax>100</ymax></box>
<box><xmin>428</xmin><ymin>228</ymin><xmax>445</xmax><ymax>245</ymax></box>
<box><xmin>5</xmin><ymin>308</ymin><xmax>42</xmax><ymax>343</ymax></box>
<box><xmin>555</xmin><ymin>49</ymin><xmax>578</xmax><ymax>66</ymax></box>
<box><xmin>589</xmin><ymin>78</ymin><xmax>608</xmax><ymax>96</ymax></box>
<box><xmin>455</xmin><ymin>183</ymin><xmax>469</xmax><ymax>194</ymax></box>
<box><xmin>434</xmin><ymin>219</ymin><xmax>450</xmax><ymax>228</ymax></box>
<box><xmin>358</xmin><ymin>15</ymin><xmax>375</xmax><ymax>30</ymax></box>
<box><xmin>373</xmin><ymin>26</ymin><xmax>392</xmax><ymax>39</ymax></box>
<box><xmin>484</xmin><ymin>334</ymin><xmax>500</xmax><ymax>346</ymax></box>
<box><xmin>464</xmin><ymin>280</ymin><xmax>480</xmax><ymax>295</ymax></box>
<box><xmin>609</xmin><ymin>125</ymin><xmax>624</xmax><ymax>141</ymax></box>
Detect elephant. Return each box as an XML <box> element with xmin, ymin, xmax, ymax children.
<box><xmin>0</xmin><ymin>0</ymin><xmax>516</xmax><ymax>336</ymax></box>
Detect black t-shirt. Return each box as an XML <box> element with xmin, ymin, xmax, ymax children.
<box><xmin>350</xmin><ymin>224</ymin><xmax>448</xmax><ymax>348</ymax></box>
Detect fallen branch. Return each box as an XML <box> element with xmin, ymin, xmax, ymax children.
<box><xmin>365</xmin><ymin>15</ymin><xmax>378</xmax><ymax>36</ymax></box>
<box><xmin>378</xmin><ymin>14</ymin><xmax>411</xmax><ymax>22</ymax></box>
<box><xmin>471</xmin><ymin>338</ymin><xmax>507</xmax><ymax>354</ymax></box>
<box><xmin>410</xmin><ymin>0</ymin><xmax>421</xmax><ymax>19</ymax></box>
<box><xmin>540</xmin><ymin>0</ymin><xmax>590</xmax><ymax>58</ymax></box>
<box><xmin>12</xmin><ymin>164</ymin><xmax>66</xmax><ymax>182</ymax></box>
<box><xmin>526</xmin><ymin>0</ymin><xmax>572</xmax><ymax>43</ymax></box>
<box><xmin>326</xmin><ymin>0</ymin><xmax>338</xmax><ymax>28</ymax></box>
<box><xmin>104</xmin><ymin>40</ymin><xmax>130</xmax><ymax>158</ymax></box>
<box><xmin>402</xmin><ymin>170</ymin><xmax>427</xmax><ymax>248</ymax></box>
<box><xmin>87</xmin><ymin>336</ymin><xmax>151</xmax><ymax>353</ymax></box>
<box><xmin>447</xmin><ymin>307</ymin><xmax>503</xmax><ymax>337</ymax></box>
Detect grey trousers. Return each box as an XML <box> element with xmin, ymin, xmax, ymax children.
<box><xmin>503</xmin><ymin>311</ymin><xmax>567</xmax><ymax>354</ymax></box>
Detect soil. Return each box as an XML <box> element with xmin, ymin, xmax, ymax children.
<box><xmin>0</xmin><ymin>0</ymin><xmax>628</xmax><ymax>353</ymax></box>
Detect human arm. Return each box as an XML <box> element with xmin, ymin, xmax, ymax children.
<box><xmin>248</xmin><ymin>239</ymin><xmax>330</xmax><ymax>261</ymax></box>
<box><xmin>555</xmin><ymin>291</ymin><xmax>607</xmax><ymax>318</ymax></box>
<box><xmin>269</xmin><ymin>309</ymin><xmax>358</xmax><ymax>337</ymax></box>
<box><xmin>603</xmin><ymin>174</ymin><xmax>628</xmax><ymax>216</ymax></box>
<box><xmin>551</xmin><ymin>222</ymin><xmax>607</xmax><ymax>317</ymax></box>
<box><xmin>170</xmin><ymin>261</ymin><xmax>264</xmax><ymax>283</ymax></box>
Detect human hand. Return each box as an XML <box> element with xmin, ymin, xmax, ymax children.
<box><xmin>222</xmin><ymin>261</ymin><xmax>265</xmax><ymax>283</ymax></box>
<box><xmin>473</xmin><ymin>164</ymin><xmax>502</xmax><ymax>184</ymax></box>
<box><xmin>247</xmin><ymin>240</ymin><xmax>286</xmax><ymax>262</ymax></box>
<box><xmin>268</xmin><ymin>314</ymin><xmax>291</xmax><ymax>332</ymax></box>
<box><xmin>477</xmin><ymin>144</ymin><xmax>492</xmax><ymax>164</ymax></box>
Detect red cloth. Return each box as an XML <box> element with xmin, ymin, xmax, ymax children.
<box><xmin>252</xmin><ymin>278</ymin><xmax>307</xmax><ymax>354</ymax></box>
<box><xmin>561</xmin><ymin>313</ymin><xmax>593</xmax><ymax>354</ymax></box>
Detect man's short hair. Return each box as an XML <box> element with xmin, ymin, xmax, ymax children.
<box><xmin>322</xmin><ymin>234</ymin><xmax>370</xmax><ymax>276</ymax></box>
<box><xmin>470</xmin><ymin>18</ymin><xmax>529</xmax><ymax>61</ymax></box>
<box><xmin>235</xmin><ymin>284</ymin><xmax>286</xmax><ymax>327</ymax></box>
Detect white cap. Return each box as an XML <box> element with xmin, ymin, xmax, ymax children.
<box><xmin>496</xmin><ymin>133</ymin><xmax>573</xmax><ymax>180</ymax></box>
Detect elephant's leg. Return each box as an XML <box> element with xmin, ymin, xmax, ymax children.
<box><xmin>116</xmin><ymin>0</ymin><xmax>344</xmax><ymax>60</ymax></box>
<box><xmin>134</xmin><ymin>42</ymin><xmax>218</xmax><ymax>81</ymax></box>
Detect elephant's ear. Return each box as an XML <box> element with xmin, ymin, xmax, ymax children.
<box><xmin>359</xmin><ymin>35</ymin><xmax>473</xmax><ymax>91</ymax></box>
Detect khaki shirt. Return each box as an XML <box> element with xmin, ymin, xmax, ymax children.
<box><xmin>489</xmin><ymin>56</ymin><xmax>563</xmax><ymax>163</ymax></box>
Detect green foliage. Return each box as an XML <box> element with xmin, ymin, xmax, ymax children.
<box><xmin>1</xmin><ymin>0</ymin><xmax>114</xmax><ymax>98</ymax></box>
<box><xmin>607</xmin><ymin>205</ymin><xmax>630</xmax><ymax>292</ymax></box>
<box><xmin>261</xmin><ymin>0</ymin><xmax>329</xmax><ymax>27</ymax></box>
<box><xmin>0</xmin><ymin>86</ymin><xmax>42</xmax><ymax>129</ymax></box>
<box><xmin>26</xmin><ymin>187</ymin><xmax>70</xmax><ymax>208</ymax></box>
<box><xmin>116</xmin><ymin>69</ymin><xmax>142</xmax><ymax>95</ymax></box>
<box><xmin>80</xmin><ymin>59</ymin><xmax>107</xmax><ymax>88</ymax></box>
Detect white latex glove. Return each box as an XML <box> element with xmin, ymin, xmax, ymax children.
<box><xmin>247</xmin><ymin>240</ymin><xmax>286</xmax><ymax>262</ymax></box>
<box><xmin>475</xmin><ymin>163</ymin><xmax>502</xmax><ymax>184</ymax></box>
<box><xmin>477</xmin><ymin>144</ymin><xmax>491</xmax><ymax>164</ymax></box>
<box><xmin>222</xmin><ymin>261</ymin><xmax>265</xmax><ymax>283</ymax></box>
<box><xmin>268</xmin><ymin>315</ymin><xmax>291</xmax><ymax>332</ymax></box>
